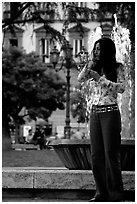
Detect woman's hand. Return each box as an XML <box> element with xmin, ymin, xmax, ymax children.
<box><xmin>78</xmin><ymin>61</ymin><xmax>100</xmax><ymax>82</ymax></box>
<box><xmin>89</xmin><ymin>70</ymin><xmax>100</xmax><ymax>81</ymax></box>
<box><xmin>77</xmin><ymin>64</ymin><xmax>89</xmax><ymax>82</ymax></box>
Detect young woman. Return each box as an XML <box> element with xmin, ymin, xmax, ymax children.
<box><xmin>78</xmin><ymin>37</ymin><xmax>125</xmax><ymax>202</ymax></box>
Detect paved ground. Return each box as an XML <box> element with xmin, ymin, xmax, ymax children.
<box><xmin>2</xmin><ymin>198</ymin><xmax>87</xmax><ymax>202</ymax></box>
<box><xmin>2</xmin><ymin>198</ymin><xmax>134</xmax><ymax>202</ymax></box>
<box><xmin>2</xmin><ymin>190</ymin><xmax>134</xmax><ymax>202</ymax></box>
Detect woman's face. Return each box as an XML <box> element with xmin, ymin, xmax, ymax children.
<box><xmin>93</xmin><ymin>42</ymin><xmax>101</xmax><ymax>61</ymax></box>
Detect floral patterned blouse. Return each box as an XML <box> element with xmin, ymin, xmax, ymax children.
<box><xmin>80</xmin><ymin>64</ymin><xmax>125</xmax><ymax>115</ymax></box>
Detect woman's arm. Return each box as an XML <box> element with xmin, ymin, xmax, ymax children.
<box><xmin>77</xmin><ymin>64</ymin><xmax>88</xmax><ymax>82</ymax></box>
<box><xmin>98</xmin><ymin>65</ymin><xmax>125</xmax><ymax>93</ymax></box>
<box><xmin>77</xmin><ymin>61</ymin><xmax>100</xmax><ymax>82</ymax></box>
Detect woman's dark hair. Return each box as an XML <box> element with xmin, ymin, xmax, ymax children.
<box><xmin>92</xmin><ymin>37</ymin><xmax>121</xmax><ymax>82</ymax></box>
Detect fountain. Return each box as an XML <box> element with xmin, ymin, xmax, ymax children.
<box><xmin>50</xmin><ymin>14</ymin><xmax>135</xmax><ymax>171</ymax></box>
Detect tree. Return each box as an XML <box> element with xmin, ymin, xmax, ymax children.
<box><xmin>2</xmin><ymin>47</ymin><xmax>66</xmax><ymax>148</ymax></box>
<box><xmin>70</xmin><ymin>86</ymin><xmax>87</xmax><ymax>125</ymax></box>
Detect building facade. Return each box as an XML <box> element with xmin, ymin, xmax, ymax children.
<box><xmin>2</xmin><ymin>2</ymin><xmax>103</xmax><ymax>58</ymax></box>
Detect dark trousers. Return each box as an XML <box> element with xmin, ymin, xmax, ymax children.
<box><xmin>90</xmin><ymin>109</ymin><xmax>124</xmax><ymax>201</ymax></box>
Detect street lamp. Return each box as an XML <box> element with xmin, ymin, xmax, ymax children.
<box><xmin>77</xmin><ymin>46</ymin><xmax>89</xmax><ymax>71</ymax></box>
<box><xmin>50</xmin><ymin>45</ymin><xmax>60</xmax><ymax>70</ymax></box>
<box><xmin>50</xmin><ymin>42</ymin><xmax>73</xmax><ymax>138</ymax></box>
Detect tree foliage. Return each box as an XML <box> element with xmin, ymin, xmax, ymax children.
<box><xmin>2</xmin><ymin>2</ymin><xmax>98</xmax><ymax>46</ymax></box>
<box><xmin>70</xmin><ymin>85</ymin><xmax>88</xmax><ymax>124</ymax></box>
<box><xmin>2</xmin><ymin>2</ymin><xmax>135</xmax><ymax>40</ymax></box>
<box><xmin>2</xmin><ymin>47</ymin><xmax>66</xmax><ymax>124</ymax></box>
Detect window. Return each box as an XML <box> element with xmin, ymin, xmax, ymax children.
<box><xmin>3</xmin><ymin>2</ymin><xmax>10</xmax><ymax>19</ymax></box>
<box><xmin>10</xmin><ymin>3</ymin><xmax>20</xmax><ymax>19</ymax></box>
<box><xmin>39</xmin><ymin>38</ymin><xmax>50</xmax><ymax>63</ymax></box>
<box><xmin>9</xmin><ymin>39</ymin><xmax>18</xmax><ymax>47</ymax></box>
<box><xmin>73</xmin><ymin>39</ymin><xmax>83</xmax><ymax>57</ymax></box>
<box><xmin>3</xmin><ymin>3</ymin><xmax>21</xmax><ymax>20</ymax></box>
<box><xmin>75</xmin><ymin>2</ymin><xmax>87</xmax><ymax>7</ymax></box>
<box><xmin>73</xmin><ymin>2</ymin><xmax>87</xmax><ymax>21</ymax></box>
<box><xmin>68</xmin><ymin>24</ymin><xmax>90</xmax><ymax>59</ymax></box>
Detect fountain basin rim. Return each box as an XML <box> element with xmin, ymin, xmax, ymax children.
<box><xmin>50</xmin><ymin>138</ymin><xmax>135</xmax><ymax>146</ymax></box>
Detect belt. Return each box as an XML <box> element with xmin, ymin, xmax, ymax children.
<box><xmin>92</xmin><ymin>104</ymin><xmax>118</xmax><ymax>113</ymax></box>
